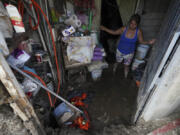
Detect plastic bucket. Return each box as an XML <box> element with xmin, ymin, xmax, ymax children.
<box><xmin>136</xmin><ymin>44</ymin><xmax>149</xmax><ymax>60</ymax></box>
<box><xmin>91</xmin><ymin>69</ymin><xmax>102</xmax><ymax>81</ymax></box>
<box><xmin>132</xmin><ymin>59</ymin><xmax>145</xmax><ymax>71</ymax></box>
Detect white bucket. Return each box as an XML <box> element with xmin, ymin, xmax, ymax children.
<box><xmin>132</xmin><ymin>59</ymin><xmax>145</xmax><ymax>71</ymax></box>
<box><xmin>91</xmin><ymin>31</ymin><xmax>98</xmax><ymax>45</ymax></box>
<box><xmin>136</xmin><ymin>44</ymin><xmax>149</xmax><ymax>60</ymax></box>
<box><xmin>91</xmin><ymin>69</ymin><xmax>102</xmax><ymax>81</ymax></box>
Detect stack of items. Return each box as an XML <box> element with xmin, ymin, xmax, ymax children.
<box><xmin>132</xmin><ymin>44</ymin><xmax>150</xmax><ymax>85</ymax></box>
<box><xmin>92</xmin><ymin>47</ymin><xmax>106</xmax><ymax>61</ymax></box>
<box><xmin>132</xmin><ymin>44</ymin><xmax>149</xmax><ymax>71</ymax></box>
<box><xmin>88</xmin><ymin>61</ymin><xmax>108</xmax><ymax>81</ymax></box>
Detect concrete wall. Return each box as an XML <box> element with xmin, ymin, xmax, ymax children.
<box><xmin>139</xmin><ymin>0</ymin><xmax>171</xmax><ymax>40</ymax></box>
<box><xmin>116</xmin><ymin>0</ymin><xmax>137</xmax><ymax>25</ymax></box>
<box><xmin>142</xmin><ymin>36</ymin><xmax>180</xmax><ymax>121</ymax></box>
<box><xmin>92</xmin><ymin>0</ymin><xmax>101</xmax><ymax>31</ymax></box>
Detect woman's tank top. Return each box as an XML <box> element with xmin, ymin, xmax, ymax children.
<box><xmin>118</xmin><ymin>27</ymin><xmax>138</xmax><ymax>54</ymax></box>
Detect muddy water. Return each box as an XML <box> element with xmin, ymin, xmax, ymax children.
<box><xmin>83</xmin><ymin>64</ymin><xmax>138</xmax><ymax>130</ymax></box>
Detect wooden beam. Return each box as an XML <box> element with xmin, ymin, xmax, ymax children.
<box><xmin>0</xmin><ymin>52</ymin><xmax>46</xmax><ymax>135</ymax></box>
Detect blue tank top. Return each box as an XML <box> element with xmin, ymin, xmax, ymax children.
<box><xmin>118</xmin><ymin>27</ymin><xmax>138</xmax><ymax>54</ymax></box>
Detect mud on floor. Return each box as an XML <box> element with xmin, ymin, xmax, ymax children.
<box><xmin>1</xmin><ymin>65</ymin><xmax>180</xmax><ymax>135</ymax></box>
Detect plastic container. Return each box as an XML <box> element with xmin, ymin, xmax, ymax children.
<box><xmin>62</xmin><ymin>26</ymin><xmax>75</xmax><ymax>36</ymax></box>
<box><xmin>53</xmin><ymin>102</ymin><xmax>74</xmax><ymax>125</ymax></box>
<box><xmin>132</xmin><ymin>59</ymin><xmax>145</xmax><ymax>71</ymax></box>
<box><xmin>7</xmin><ymin>49</ymin><xmax>30</xmax><ymax>68</ymax></box>
<box><xmin>6</xmin><ymin>4</ymin><xmax>25</xmax><ymax>33</ymax></box>
<box><xmin>136</xmin><ymin>44</ymin><xmax>149</xmax><ymax>60</ymax></box>
<box><xmin>91</xmin><ymin>31</ymin><xmax>98</xmax><ymax>45</ymax></box>
<box><xmin>91</xmin><ymin>69</ymin><xmax>102</xmax><ymax>81</ymax></box>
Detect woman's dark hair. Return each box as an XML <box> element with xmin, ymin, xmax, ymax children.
<box><xmin>129</xmin><ymin>14</ymin><xmax>141</xmax><ymax>26</ymax></box>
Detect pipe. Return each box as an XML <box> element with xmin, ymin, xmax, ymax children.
<box><xmin>9</xmin><ymin>63</ymin><xmax>83</xmax><ymax>114</ymax></box>
<box><xmin>30</xmin><ymin>1</ymin><xmax>57</xmax><ymax>82</ymax></box>
<box><xmin>30</xmin><ymin>2</ymin><xmax>47</xmax><ymax>51</ymax></box>
<box><xmin>44</xmin><ymin>0</ymin><xmax>49</xmax><ymax>21</ymax></box>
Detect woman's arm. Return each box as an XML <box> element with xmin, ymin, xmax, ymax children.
<box><xmin>100</xmin><ymin>26</ymin><xmax>125</xmax><ymax>35</ymax></box>
<box><xmin>138</xmin><ymin>30</ymin><xmax>156</xmax><ymax>45</ymax></box>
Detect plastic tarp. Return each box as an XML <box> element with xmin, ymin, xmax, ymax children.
<box><xmin>66</xmin><ymin>36</ymin><xmax>95</xmax><ymax>64</ymax></box>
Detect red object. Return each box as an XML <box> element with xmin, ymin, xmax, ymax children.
<box><xmin>149</xmin><ymin>118</ymin><xmax>180</xmax><ymax>135</ymax></box>
<box><xmin>70</xmin><ymin>93</ymin><xmax>90</xmax><ymax>130</ymax></box>
<box><xmin>11</xmin><ymin>20</ymin><xmax>24</xmax><ymax>27</ymax></box>
<box><xmin>70</xmin><ymin>93</ymin><xmax>88</xmax><ymax>108</ymax></box>
<box><xmin>26</xmin><ymin>92</ymin><xmax>32</xmax><ymax>98</ymax></box>
<box><xmin>73</xmin><ymin>110</ymin><xmax>90</xmax><ymax>130</ymax></box>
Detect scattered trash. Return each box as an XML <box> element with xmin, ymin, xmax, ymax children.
<box><xmin>62</xmin><ymin>26</ymin><xmax>76</xmax><ymax>37</ymax></box>
<box><xmin>66</xmin><ymin>36</ymin><xmax>95</xmax><ymax>63</ymax></box>
<box><xmin>67</xmin><ymin>90</ymin><xmax>94</xmax><ymax>105</ymax></box>
<box><xmin>22</xmin><ymin>78</ymin><xmax>39</xmax><ymax>93</ymax></box>
<box><xmin>5</xmin><ymin>4</ymin><xmax>25</xmax><ymax>33</ymax></box>
<box><xmin>7</xmin><ymin>48</ymin><xmax>30</xmax><ymax>68</ymax></box>
<box><xmin>72</xmin><ymin>110</ymin><xmax>90</xmax><ymax>130</ymax></box>
<box><xmin>65</xmin><ymin>15</ymin><xmax>82</xmax><ymax>28</ymax></box>
<box><xmin>70</xmin><ymin>93</ymin><xmax>90</xmax><ymax>130</ymax></box>
<box><xmin>34</xmin><ymin>51</ymin><xmax>46</xmax><ymax>63</ymax></box>
<box><xmin>131</xmin><ymin>58</ymin><xmax>145</xmax><ymax>71</ymax></box>
<box><xmin>53</xmin><ymin>102</ymin><xmax>75</xmax><ymax>125</ymax></box>
<box><xmin>133</xmin><ymin>62</ymin><xmax>146</xmax><ymax>81</ymax></box>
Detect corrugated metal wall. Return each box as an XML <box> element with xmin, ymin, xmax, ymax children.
<box><xmin>140</xmin><ymin>0</ymin><xmax>172</xmax><ymax>40</ymax></box>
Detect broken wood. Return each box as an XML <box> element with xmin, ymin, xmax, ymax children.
<box><xmin>0</xmin><ymin>52</ymin><xmax>46</xmax><ymax>135</ymax></box>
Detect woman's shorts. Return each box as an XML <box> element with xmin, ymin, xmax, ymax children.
<box><xmin>116</xmin><ymin>50</ymin><xmax>134</xmax><ymax>66</ymax></box>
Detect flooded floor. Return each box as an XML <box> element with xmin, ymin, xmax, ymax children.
<box><xmin>1</xmin><ymin>64</ymin><xmax>180</xmax><ymax>135</ymax></box>
<box><xmin>85</xmin><ymin>64</ymin><xmax>138</xmax><ymax>130</ymax></box>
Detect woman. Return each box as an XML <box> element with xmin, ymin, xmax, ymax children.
<box><xmin>100</xmin><ymin>14</ymin><xmax>155</xmax><ymax>78</ymax></box>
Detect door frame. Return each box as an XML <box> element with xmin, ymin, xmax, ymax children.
<box><xmin>133</xmin><ymin>0</ymin><xmax>180</xmax><ymax>123</ymax></box>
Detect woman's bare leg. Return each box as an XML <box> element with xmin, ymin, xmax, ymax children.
<box><xmin>124</xmin><ymin>65</ymin><xmax>129</xmax><ymax>78</ymax></box>
<box><xmin>113</xmin><ymin>63</ymin><xmax>119</xmax><ymax>74</ymax></box>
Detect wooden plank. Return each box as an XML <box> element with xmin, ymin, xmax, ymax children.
<box><xmin>0</xmin><ymin>52</ymin><xmax>46</xmax><ymax>135</ymax></box>
<box><xmin>10</xmin><ymin>102</ymin><xmax>28</xmax><ymax>121</ymax></box>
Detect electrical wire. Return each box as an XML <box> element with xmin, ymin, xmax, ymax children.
<box><xmin>29</xmin><ymin>3</ymin><xmax>40</xmax><ymax>30</ymax></box>
<box><xmin>29</xmin><ymin>0</ymin><xmax>61</xmax><ymax>106</ymax></box>
<box><xmin>23</xmin><ymin>70</ymin><xmax>54</xmax><ymax>107</ymax></box>
<box><xmin>18</xmin><ymin>0</ymin><xmax>24</xmax><ymax>18</ymax></box>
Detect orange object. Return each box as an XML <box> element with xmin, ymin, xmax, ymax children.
<box><xmin>73</xmin><ymin>110</ymin><xmax>90</xmax><ymax>130</ymax></box>
<box><xmin>70</xmin><ymin>93</ymin><xmax>90</xmax><ymax>130</ymax></box>
<box><xmin>136</xmin><ymin>80</ymin><xmax>140</xmax><ymax>87</ymax></box>
<box><xmin>70</xmin><ymin>93</ymin><xmax>87</xmax><ymax>108</ymax></box>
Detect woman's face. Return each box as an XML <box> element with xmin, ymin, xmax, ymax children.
<box><xmin>129</xmin><ymin>20</ymin><xmax>137</xmax><ymax>30</ymax></box>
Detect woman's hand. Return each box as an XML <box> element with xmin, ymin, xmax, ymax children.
<box><xmin>149</xmin><ymin>39</ymin><xmax>156</xmax><ymax>45</ymax></box>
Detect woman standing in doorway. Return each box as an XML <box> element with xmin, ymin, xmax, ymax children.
<box><xmin>100</xmin><ymin>14</ymin><xmax>155</xmax><ymax>78</ymax></box>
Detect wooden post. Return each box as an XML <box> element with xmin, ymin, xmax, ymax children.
<box><xmin>0</xmin><ymin>52</ymin><xmax>46</xmax><ymax>135</ymax></box>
